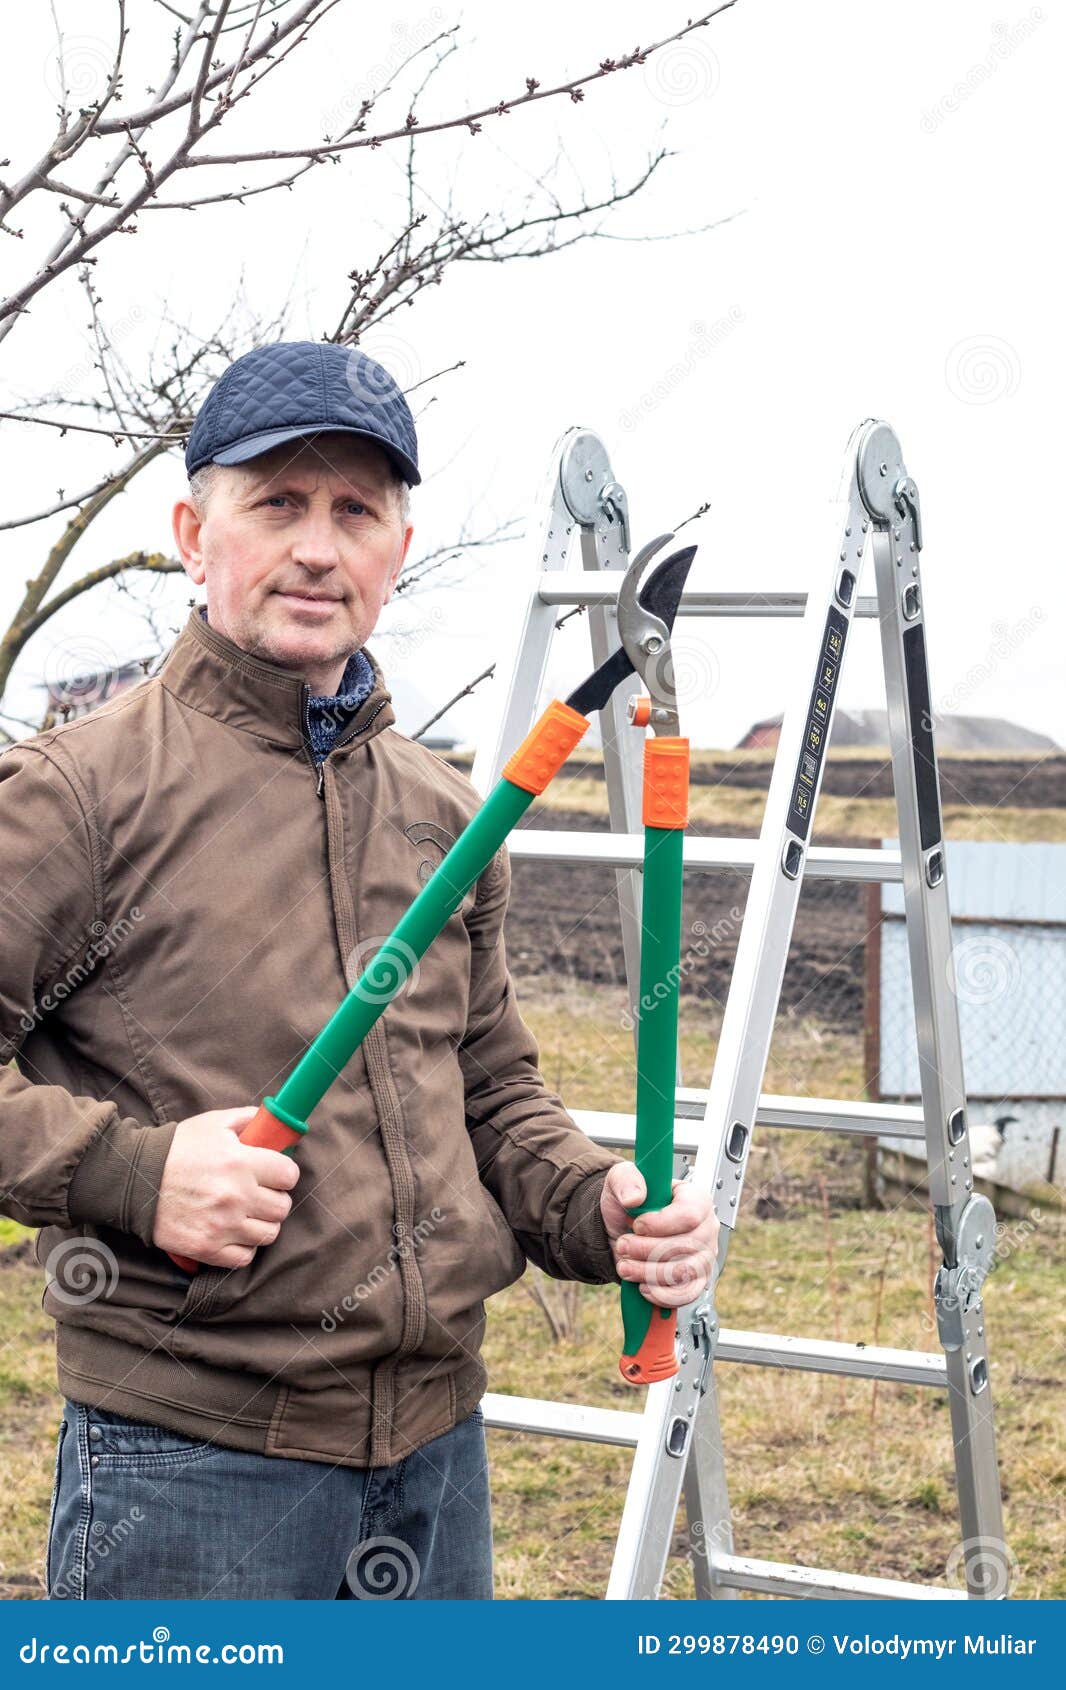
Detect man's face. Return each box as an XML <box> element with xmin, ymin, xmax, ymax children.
<box><xmin>173</xmin><ymin>435</ymin><xmax>413</xmax><ymax>694</ymax></box>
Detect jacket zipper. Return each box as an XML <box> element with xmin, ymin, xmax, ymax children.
<box><xmin>305</xmin><ymin>687</ymin><xmax>391</xmax><ymax>800</ymax></box>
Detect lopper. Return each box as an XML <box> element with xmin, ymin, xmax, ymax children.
<box><xmin>169</xmin><ymin>536</ymin><xmax>695</xmax><ymax>1388</ymax></box>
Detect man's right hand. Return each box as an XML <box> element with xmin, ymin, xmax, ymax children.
<box><xmin>152</xmin><ymin>1107</ymin><xmax>301</xmax><ymax>1269</ymax></box>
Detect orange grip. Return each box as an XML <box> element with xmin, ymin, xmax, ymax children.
<box><xmin>619</xmin><ymin>1308</ymin><xmax>679</xmax><ymax>1385</ymax></box>
<box><xmin>502</xmin><ymin>700</ymin><xmax>589</xmax><ymax>795</ymax></box>
<box><xmin>167</xmin><ymin>1104</ymin><xmax>302</xmax><ymax>1274</ymax></box>
<box><xmin>643</xmin><ymin>737</ymin><xmax>689</xmax><ymax>829</ymax></box>
<box><xmin>237</xmin><ymin>1102</ymin><xmax>304</xmax><ymax>1154</ymax></box>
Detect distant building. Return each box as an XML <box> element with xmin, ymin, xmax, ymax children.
<box><xmin>736</xmin><ymin>709</ymin><xmax>1059</xmax><ymax>753</ymax></box>
<box><xmin>38</xmin><ymin>659</ymin><xmax>150</xmax><ymax>724</ymax></box>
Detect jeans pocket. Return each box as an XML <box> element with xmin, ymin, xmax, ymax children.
<box><xmin>83</xmin><ymin>1403</ymin><xmax>215</xmax><ymax>1467</ymax></box>
<box><xmin>44</xmin><ymin>1417</ymin><xmax>68</xmax><ymax>1594</ymax></box>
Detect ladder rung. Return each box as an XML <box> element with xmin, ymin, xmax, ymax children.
<box><xmin>536</xmin><ymin>576</ymin><xmax>881</xmax><ymax>619</ymax></box>
<box><xmin>711</xmin><ymin>1553</ymin><xmax>966</xmax><ymax>1600</ymax></box>
<box><xmin>714</xmin><ymin>1330</ymin><xmax>947</xmax><ymax>1387</ymax></box>
<box><xmin>681</xmin><ymin>1091</ymin><xmax>925</xmax><ymax>1139</ymax></box>
<box><xmin>571</xmin><ymin>1097</ymin><xmax>924</xmax><ymax>1153</ymax></box>
<box><xmin>508</xmin><ymin>832</ymin><xmax>903</xmax><ymax>884</ymax></box>
<box><xmin>481</xmin><ymin>1392</ymin><xmax>642</xmax><ymax>1446</ymax></box>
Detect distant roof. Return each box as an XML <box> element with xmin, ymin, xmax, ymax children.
<box><xmin>739</xmin><ymin>709</ymin><xmax>1059</xmax><ymax>753</ymax></box>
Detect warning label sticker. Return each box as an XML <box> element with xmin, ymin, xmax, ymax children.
<box><xmin>787</xmin><ymin>604</ymin><xmax>849</xmax><ymax>840</ymax></box>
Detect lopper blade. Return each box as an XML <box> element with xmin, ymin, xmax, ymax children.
<box><xmin>565</xmin><ymin>544</ymin><xmax>696</xmax><ymax>718</ymax></box>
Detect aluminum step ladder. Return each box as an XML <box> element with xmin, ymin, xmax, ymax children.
<box><xmin>470</xmin><ymin>422</ymin><xmax>1006</xmax><ymax>1601</ymax></box>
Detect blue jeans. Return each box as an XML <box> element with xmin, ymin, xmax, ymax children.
<box><xmin>47</xmin><ymin>1399</ymin><xmax>493</xmax><ymax>1600</ymax></box>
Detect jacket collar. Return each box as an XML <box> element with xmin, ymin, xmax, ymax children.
<box><xmin>158</xmin><ymin>608</ymin><xmax>396</xmax><ymax>753</ymax></box>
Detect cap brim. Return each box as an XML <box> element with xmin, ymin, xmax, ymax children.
<box><xmin>209</xmin><ymin>425</ymin><xmax>420</xmax><ymax>487</ymax></box>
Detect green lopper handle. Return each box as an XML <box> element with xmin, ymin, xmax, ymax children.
<box><xmin>618</xmin><ymin>736</ymin><xmax>689</xmax><ymax>1385</ymax></box>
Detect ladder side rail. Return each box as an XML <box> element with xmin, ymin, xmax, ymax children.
<box><xmin>864</xmin><ymin>425</ymin><xmax>1005</xmax><ymax>1595</ymax></box>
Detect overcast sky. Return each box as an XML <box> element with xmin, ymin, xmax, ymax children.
<box><xmin>1</xmin><ymin>0</ymin><xmax>1061</xmax><ymax>751</ymax></box>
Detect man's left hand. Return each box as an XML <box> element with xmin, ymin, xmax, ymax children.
<box><xmin>600</xmin><ymin>1162</ymin><xmax>719</xmax><ymax>1306</ymax></box>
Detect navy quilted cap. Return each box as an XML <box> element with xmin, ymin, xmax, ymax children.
<box><xmin>185</xmin><ymin>340</ymin><xmax>420</xmax><ymax>485</ymax></box>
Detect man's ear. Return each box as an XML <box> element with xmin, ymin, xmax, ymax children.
<box><xmin>382</xmin><ymin>522</ymin><xmax>414</xmax><ymax>607</ymax></box>
<box><xmin>173</xmin><ymin>498</ymin><xmax>206</xmax><ymax>584</ymax></box>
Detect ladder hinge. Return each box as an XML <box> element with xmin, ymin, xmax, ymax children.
<box><xmin>894</xmin><ymin>474</ymin><xmax>923</xmax><ymax>551</ymax></box>
<box><xmin>600</xmin><ymin>479</ymin><xmax>631</xmax><ymax>553</ymax></box>
<box><xmin>933</xmin><ymin>1194</ymin><xmax>996</xmax><ymax>1350</ymax></box>
<box><xmin>689</xmin><ymin>1302</ymin><xmax>717</xmax><ymax>1396</ymax></box>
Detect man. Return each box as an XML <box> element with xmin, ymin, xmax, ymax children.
<box><xmin>0</xmin><ymin>341</ymin><xmax>717</xmax><ymax>1601</ymax></box>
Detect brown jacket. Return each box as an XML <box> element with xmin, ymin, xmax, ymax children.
<box><xmin>0</xmin><ymin>609</ymin><xmax>622</xmax><ymax>1466</ymax></box>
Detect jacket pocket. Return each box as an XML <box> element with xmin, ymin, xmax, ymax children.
<box><xmin>176</xmin><ymin>1263</ymin><xmax>236</xmax><ymax>1324</ymax></box>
